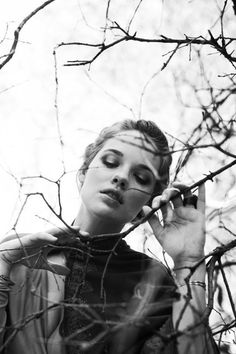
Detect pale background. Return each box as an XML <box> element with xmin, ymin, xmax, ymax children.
<box><xmin>0</xmin><ymin>1</ymin><xmax>236</xmax><ymax>349</ymax></box>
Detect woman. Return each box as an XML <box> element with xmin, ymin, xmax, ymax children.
<box><xmin>0</xmin><ymin>120</ymin><xmax>218</xmax><ymax>353</ymax></box>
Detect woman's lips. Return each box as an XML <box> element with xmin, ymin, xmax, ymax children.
<box><xmin>100</xmin><ymin>189</ymin><xmax>124</xmax><ymax>204</ymax></box>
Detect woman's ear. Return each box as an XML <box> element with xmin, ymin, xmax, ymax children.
<box><xmin>77</xmin><ymin>171</ymin><xmax>85</xmax><ymax>191</ymax></box>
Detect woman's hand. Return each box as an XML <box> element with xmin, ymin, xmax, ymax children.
<box><xmin>0</xmin><ymin>226</ymin><xmax>85</xmax><ymax>275</ymax></box>
<box><xmin>144</xmin><ymin>183</ymin><xmax>206</xmax><ymax>266</ymax></box>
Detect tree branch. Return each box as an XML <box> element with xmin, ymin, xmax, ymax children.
<box><xmin>0</xmin><ymin>0</ymin><xmax>56</xmax><ymax>70</ymax></box>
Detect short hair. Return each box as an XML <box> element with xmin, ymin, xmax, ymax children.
<box><xmin>79</xmin><ymin>119</ymin><xmax>172</xmax><ymax>201</ymax></box>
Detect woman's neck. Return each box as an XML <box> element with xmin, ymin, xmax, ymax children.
<box><xmin>73</xmin><ymin>207</ymin><xmax>123</xmax><ymax>237</ymax></box>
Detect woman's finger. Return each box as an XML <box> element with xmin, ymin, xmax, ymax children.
<box><xmin>151</xmin><ymin>195</ymin><xmax>162</xmax><ymax>209</ymax></box>
<box><xmin>151</xmin><ymin>196</ymin><xmax>167</xmax><ymax>225</ymax></box>
<box><xmin>161</xmin><ymin>187</ymin><xmax>181</xmax><ymax>201</ymax></box>
<box><xmin>0</xmin><ymin>232</ymin><xmax>29</xmax><ymax>245</ymax></box>
<box><xmin>160</xmin><ymin>188</ymin><xmax>183</xmax><ymax>223</ymax></box>
<box><xmin>151</xmin><ymin>193</ymin><xmax>174</xmax><ymax>224</ymax></box>
<box><xmin>172</xmin><ymin>182</ymin><xmax>197</xmax><ymax>209</ymax></box>
<box><xmin>157</xmin><ymin>186</ymin><xmax>183</xmax><ymax>210</ymax></box>
<box><xmin>46</xmin><ymin>226</ymin><xmax>80</xmax><ymax>238</ymax></box>
<box><xmin>169</xmin><ymin>188</ymin><xmax>182</xmax><ymax>209</ymax></box>
<box><xmin>197</xmin><ymin>184</ymin><xmax>205</xmax><ymax>214</ymax></box>
<box><xmin>2</xmin><ymin>232</ymin><xmax>57</xmax><ymax>247</ymax></box>
<box><xmin>162</xmin><ymin>202</ymin><xmax>174</xmax><ymax>224</ymax></box>
<box><xmin>23</xmin><ymin>232</ymin><xmax>58</xmax><ymax>246</ymax></box>
<box><xmin>0</xmin><ymin>232</ymin><xmax>58</xmax><ymax>264</ymax></box>
<box><xmin>172</xmin><ymin>182</ymin><xmax>188</xmax><ymax>191</ymax></box>
<box><xmin>46</xmin><ymin>226</ymin><xmax>89</xmax><ymax>241</ymax></box>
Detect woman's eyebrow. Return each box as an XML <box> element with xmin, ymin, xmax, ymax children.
<box><xmin>104</xmin><ymin>149</ymin><xmax>158</xmax><ymax>178</ymax></box>
<box><xmin>137</xmin><ymin>164</ymin><xmax>157</xmax><ymax>179</ymax></box>
<box><xmin>103</xmin><ymin>149</ymin><xmax>123</xmax><ymax>156</ymax></box>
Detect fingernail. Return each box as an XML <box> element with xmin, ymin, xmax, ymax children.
<box><xmin>49</xmin><ymin>236</ymin><xmax>58</xmax><ymax>241</ymax></box>
<box><xmin>152</xmin><ymin>200</ymin><xmax>159</xmax><ymax>209</ymax></box>
<box><xmin>161</xmin><ymin>195</ymin><xmax>167</xmax><ymax>202</ymax></box>
<box><xmin>80</xmin><ymin>230</ymin><xmax>90</xmax><ymax>236</ymax></box>
<box><xmin>152</xmin><ymin>202</ymin><xmax>157</xmax><ymax>208</ymax></box>
<box><xmin>172</xmin><ymin>187</ymin><xmax>181</xmax><ymax>193</ymax></box>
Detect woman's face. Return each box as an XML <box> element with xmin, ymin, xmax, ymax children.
<box><xmin>80</xmin><ymin>130</ymin><xmax>161</xmax><ymax>226</ymax></box>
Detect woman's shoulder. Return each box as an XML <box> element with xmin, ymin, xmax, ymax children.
<box><xmin>9</xmin><ymin>261</ymin><xmax>65</xmax><ymax>302</ymax></box>
<box><xmin>8</xmin><ymin>262</ymin><xmax>65</xmax><ymax>334</ymax></box>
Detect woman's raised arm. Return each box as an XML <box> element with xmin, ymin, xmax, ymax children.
<box><xmin>144</xmin><ymin>183</ymin><xmax>218</xmax><ymax>353</ymax></box>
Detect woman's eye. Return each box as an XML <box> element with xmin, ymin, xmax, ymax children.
<box><xmin>134</xmin><ymin>172</ymin><xmax>151</xmax><ymax>186</ymax></box>
<box><xmin>101</xmin><ymin>155</ymin><xmax>119</xmax><ymax>168</ymax></box>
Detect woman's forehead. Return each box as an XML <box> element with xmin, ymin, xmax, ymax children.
<box><xmin>105</xmin><ymin>130</ymin><xmax>157</xmax><ymax>154</ymax></box>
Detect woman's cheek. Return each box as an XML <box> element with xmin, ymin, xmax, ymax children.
<box><xmin>127</xmin><ymin>191</ymin><xmax>149</xmax><ymax>213</ymax></box>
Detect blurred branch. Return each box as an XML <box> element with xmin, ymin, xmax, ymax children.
<box><xmin>218</xmin><ymin>259</ymin><xmax>236</xmax><ymax>320</ymax></box>
<box><xmin>53</xmin><ymin>48</ymin><xmax>66</xmax><ymax>173</ymax></box>
<box><xmin>0</xmin><ymin>302</ymin><xmax>60</xmax><ymax>352</ymax></box>
<box><xmin>232</xmin><ymin>0</ymin><xmax>236</xmax><ymax>14</ymax></box>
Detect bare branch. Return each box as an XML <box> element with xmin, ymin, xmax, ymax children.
<box><xmin>61</xmin><ymin>22</ymin><xmax>236</xmax><ymax>68</ymax></box>
<box><xmin>0</xmin><ymin>0</ymin><xmax>56</xmax><ymax>70</ymax></box>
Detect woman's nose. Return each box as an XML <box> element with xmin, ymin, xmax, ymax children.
<box><xmin>112</xmin><ymin>174</ymin><xmax>128</xmax><ymax>190</ymax></box>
